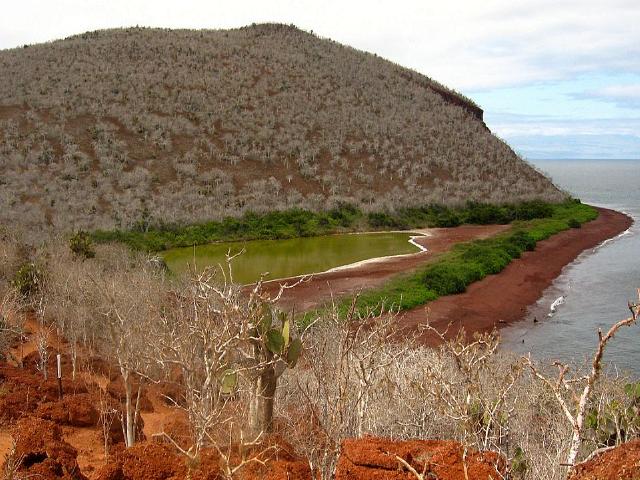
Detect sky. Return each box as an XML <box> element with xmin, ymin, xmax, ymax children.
<box><xmin>1</xmin><ymin>0</ymin><xmax>639</xmax><ymax>160</ymax></box>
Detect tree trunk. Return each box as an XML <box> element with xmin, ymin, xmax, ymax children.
<box><xmin>567</xmin><ymin>422</ymin><xmax>582</xmax><ymax>470</ymax></box>
<box><xmin>70</xmin><ymin>343</ymin><xmax>77</xmax><ymax>381</ymax></box>
<box><xmin>123</xmin><ymin>371</ymin><xmax>135</xmax><ymax>448</ymax></box>
<box><xmin>249</xmin><ymin>366</ymin><xmax>277</xmax><ymax>438</ymax></box>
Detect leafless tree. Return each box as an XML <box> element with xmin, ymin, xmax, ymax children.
<box><xmin>142</xmin><ymin>259</ymin><xmax>305</xmax><ymax>477</ymax></box>
<box><xmin>33</xmin><ymin>296</ymin><xmax>52</xmax><ymax>380</ymax></box>
<box><xmin>94</xmin><ymin>267</ymin><xmax>163</xmax><ymax>447</ymax></box>
<box><xmin>524</xmin><ymin>288</ymin><xmax>640</xmax><ymax>473</ymax></box>
<box><xmin>0</xmin><ymin>290</ymin><xmax>24</xmax><ymax>364</ymax></box>
<box><xmin>421</xmin><ymin>324</ymin><xmax>522</xmax><ymax>454</ymax></box>
<box><xmin>290</xmin><ymin>300</ymin><xmax>411</xmax><ymax>479</ymax></box>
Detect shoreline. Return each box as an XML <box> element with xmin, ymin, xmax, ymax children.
<box><xmin>263</xmin><ymin>224</ymin><xmax>511</xmax><ymax>311</ymax></box>
<box><xmin>396</xmin><ymin>207</ymin><xmax>634</xmax><ymax>345</ymax></box>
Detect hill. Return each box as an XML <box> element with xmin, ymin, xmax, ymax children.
<box><xmin>0</xmin><ymin>24</ymin><xmax>565</xmax><ymax>234</ymax></box>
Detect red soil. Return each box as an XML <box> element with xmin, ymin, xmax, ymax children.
<box><xmin>336</xmin><ymin>436</ymin><xmax>505</xmax><ymax>480</ymax></box>
<box><xmin>35</xmin><ymin>393</ymin><xmax>100</xmax><ymax>427</ymax></box>
<box><xmin>94</xmin><ymin>436</ymin><xmax>312</xmax><ymax>480</ymax></box>
<box><xmin>94</xmin><ymin>443</ymin><xmax>191</xmax><ymax>480</ymax></box>
<box><xmin>0</xmin><ymin>362</ymin><xmax>91</xmax><ymax>421</ymax></box>
<box><xmin>0</xmin><ymin>355</ymin><xmax>502</xmax><ymax>480</ymax></box>
<box><xmin>263</xmin><ymin>224</ymin><xmax>511</xmax><ymax>311</ymax></box>
<box><xmin>570</xmin><ymin>439</ymin><xmax>640</xmax><ymax>480</ymax></box>
<box><xmin>4</xmin><ymin>417</ymin><xmax>87</xmax><ymax>480</ymax></box>
<box><xmin>396</xmin><ymin>207</ymin><xmax>633</xmax><ymax>344</ymax></box>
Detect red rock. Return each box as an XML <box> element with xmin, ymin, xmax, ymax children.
<box><xmin>36</xmin><ymin>393</ymin><xmax>100</xmax><ymax>427</ymax></box>
<box><xmin>570</xmin><ymin>439</ymin><xmax>640</xmax><ymax>480</ymax></box>
<box><xmin>3</xmin><ymin>416</ymin><xmax>87</xmax><ymax>480</ymax></box>
<box><xmin>94</xmin><ymin>443</ymin><xmax>188</xmax><ymax>480</ymax></box>
<box><xmin>336</xmin><ymin>436</ymin><xmax>505</xmax><ymax>480</ymax></box>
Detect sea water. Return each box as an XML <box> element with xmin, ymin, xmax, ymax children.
<box><xmin>501</xmin><ymin>159</ymin><xmax>640</xmax><ymax>376</ymax></box>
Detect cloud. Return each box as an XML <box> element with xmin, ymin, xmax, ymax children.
<box><xmin>483</xmin><ymin>112</ymin><xmax>640</xmax><ymax>159</ymax></box>
<box><xmin>506</xmin><ymin>134</ymin><xmax>640</xmax><ymax>160</ymax></box>
<box><xmin>597</xmin><ymin>85</ymin><xmax>640</xmax><ymax>99</ymax></box>
<box><xmin>487</xmin><ymin>113</ymin><xmax>640</xmax><ymax>137</ymax></box>
<box><xmin>578</xmin><ymin>84</ymin><xmax>640</xmax><ymax>107</ymax></box>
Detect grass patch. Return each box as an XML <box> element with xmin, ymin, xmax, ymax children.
<box><xmin>302</xmin><ymin>201</ymin><xmax>597</xmax><ymax>323</ymax></box>
<box><xmin>92</xmin><ymin>200</ymin><xmax>561</xmax><ymax>252</ymax></box>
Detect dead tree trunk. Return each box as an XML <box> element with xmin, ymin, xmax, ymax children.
<box><xmin>120</xmin><ymin>366</ymin><xmax>142</xmax><ymax>448</ymax></box>
<box><xmin>249</xmin><ymin>365</ymin><xmax>277</xmax><ymax>438</ymax></box>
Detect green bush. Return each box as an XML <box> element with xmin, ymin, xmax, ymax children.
<box><xmin>328</xmin><ymin>203</ymin><xmax>359</xmax><ymax>227</ymax></box>
<box><xmin>586</xmin><ymin>381</ymin><xmax>640</xmax><ymax>446</ymax></box>
<box><xmin>92</xmin><ymin>201</ymin><xmax>574</xmax><ymax>252</ymax></box>
<box><xmin>508</xmin><ymin>230</ymin><xmax>537</xmax><ymax>252</ymax></box>
<box><xmin>13</xmin><ymin>263</ymin><xmax>41</xmax><ymax>298</ymax></box>
<box><xmin>327</xmin><ymin>202</ymin><xmax>598</xmax><ymax>319</ymax></box>
<box><xmin>367</xmin><ymin>212</ymin><xmax>396</xmax><ymax>228</ymax></box>
<box><xmin>69</xmin><ymin>230</ymin><xmax>96</xmax><ymax>259</ymax></box>
<box><xmin>513</xmin><ymin>201</ymin><xmax>554</xmax><ymax>220</ymax></box>
<box><xmin>420</xmin><ymin>229</ymin><xmax>537</xmax><ymax>298</ymax></box>
<box><xmin>421</xmin><ymin>262</ymin><xmax>484</xmax><ymax>296</ymax></box>
<box><xmin>511</xmin><ymin>447</ymin><xmax>528</xmax><ymax>475</ymax></box>
<box><xmin>568</xmin><ymin>218</ymin><xmax>581</xmax><ymax>229</ymax></box>
<box><xmin>465</xmin><ymin>202</ymin><xmax>510</xmax><ymax>225</ymax></box>
<box><xmin>434</xmin><ymin>211</ymin><xmax>462</xmax><ymax>227</ymax></box>
<box><xmin>460</xmin><ymin>243</ymin><xmax>512</xmax><ymax>275</ymax></box>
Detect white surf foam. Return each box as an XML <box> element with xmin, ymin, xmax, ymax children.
<box><xmin>548</xmin><ymin>295</ymin><xmax>566</xmax><ymax>317</ymax></box>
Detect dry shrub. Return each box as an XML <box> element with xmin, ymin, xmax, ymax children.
<box><xmin>0</xmin><ymin>25</ymin><xmax>564</xmax><ymax>237</ymax></box>
<box><xmin>277</xmin><ymin>301</ymin><xmax>638</xmax><ymax>480</ymax></box>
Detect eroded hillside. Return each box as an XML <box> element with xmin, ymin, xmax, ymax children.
<box><xmin>0</xmin><ymin>24</ymin><xmax>565</xmax><ymax>233</ymax></box>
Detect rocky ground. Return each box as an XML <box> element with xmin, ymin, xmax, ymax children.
<box><xmin>0</xmin><ymin>348</ymin><xmax>506</xmax><ymax>479</ymax></box>
<box><xmin>1</xmin><ymin>332</ymin><xmax>639</xmax><ymax>479</ymax></box>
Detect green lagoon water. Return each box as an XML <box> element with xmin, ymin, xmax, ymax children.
<box><xmin>162</xmin><ymin>232</ymin><xmax>420</xmax><ymax>284</ymax></box>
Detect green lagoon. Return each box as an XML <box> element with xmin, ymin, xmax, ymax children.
<box><xmin>162</xmin><ymin>232</ymin><xmax>421</xmax><ymax>284</ymax></box>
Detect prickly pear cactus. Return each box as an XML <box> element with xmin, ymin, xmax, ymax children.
<box><xmin>254</xmin><ymin>304</ymin><xmax>303</xmax><ymax>370</ymax></box>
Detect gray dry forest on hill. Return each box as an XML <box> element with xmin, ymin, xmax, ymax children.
<box><xmin>0</xmin><ymin>24</ymin><xmax>565</xmax><ymax>235</ymax></box>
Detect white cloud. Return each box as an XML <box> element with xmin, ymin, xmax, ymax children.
<box><xmin>597</xmin><ymin>85</ymin><xmax>640</xmax><ymax>99</ymax></box>
<box><xmin>582</xmin><ymin>84</ymin><xmax>640</xmax><ymax>107</ymax></box>
<box><xmin>1</xmin><ymin>0</ymin><xmax>639</xmax><ymax>91</ymax></box>
<box><xmin>508</xmin><ymin>134</ymin><xmax>640</xmax><ymax>159</ymax></box>
<box><xmin>487</xmin><ymin>113</ymin><xmax>640</xmax><ymax>138</ymax></box>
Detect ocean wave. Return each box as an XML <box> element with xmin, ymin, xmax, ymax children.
<box><xmin>592</xmin><ymin>226</ymin><xmax>633</xmax><ymax>252</ymax></box>
<box><xmin>548</xmin><ymin>295</ymin><xmax>566</xmax><ymax>317</ymax></box>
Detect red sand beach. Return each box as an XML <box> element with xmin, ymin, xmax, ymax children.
<box><xmin>396</xmin><ymin>207</ymin><xmax>633</xmax><ymax>344</ymax></box>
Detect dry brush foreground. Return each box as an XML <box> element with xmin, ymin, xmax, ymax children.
<box><xmin>1</xmin><ymin>234</ymin><xmax>639</xmax><ymax>479</ymax></box>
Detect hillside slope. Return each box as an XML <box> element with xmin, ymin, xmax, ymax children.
<box><xmin>0</xmin><ymin>24</ymin><xmax>564</xmax><ymax>233</ymax></box>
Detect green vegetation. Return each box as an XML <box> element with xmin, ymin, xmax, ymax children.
<box><xmin>306</xmin><ymin>201</ymin><xmax>597</xmax><ymax>321</ymax></box>
<box><xmin>92</xmin><ymin>200</ymin><xmax>559</xmax><ymax>252</ymax></box>
<box><xmin>69</xmin><ymin>231</ymin><xmax>96</xmax><ymax>259</ymax></box>
<box><xmin>586</xmin><ymin>381</ymin><xmax>640</xmax><ymax>447</ymax></box>
<box><xmin>568</xmin><ymin>218</ymin><xmax>582</xmax><ymax>229</ymax></box>
<box><xmin>12</xmin><ymin>263</ymin><xmax>41</xmax><ymax>298</ymax></box>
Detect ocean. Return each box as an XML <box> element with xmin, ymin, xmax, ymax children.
<box><xmin>501</xmin><ymin>159</ymin><xmax>640</xmax><ymax>376</ymax></box>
